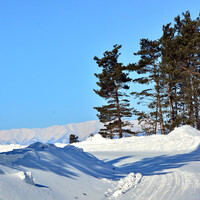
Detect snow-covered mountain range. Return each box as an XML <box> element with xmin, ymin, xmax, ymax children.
<box><xmin>0</xmin><ymin>120</ymin><xmax>141</xmax><ymax>145</ymax></box>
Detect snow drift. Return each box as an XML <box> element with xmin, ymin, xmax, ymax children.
<box><xmin>0</xmin><ymin>142</ymin><xmax>124</xmax><ymax>180</ymax></box>
<box><xmin>74</xmin><ymin>125</ymin><xmax>200</xmax><ymax>152</ymax></box>
<box><xmin>0</xmin><ymin>142</ymin><xmax>141</xmax><ymax>200</ymax></box>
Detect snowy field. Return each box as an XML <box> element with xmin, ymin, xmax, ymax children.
<box><xmin>0</xmin><ymin>125</ymin><xmax>200</xmax><ymax>199</ymax></box>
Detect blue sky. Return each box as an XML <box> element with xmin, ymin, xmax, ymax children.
<box><xmin>0</xmin><ymin>0</ymin><xmax>199</xmax><ymax>130</ymax></box>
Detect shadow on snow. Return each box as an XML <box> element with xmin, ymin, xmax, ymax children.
<box><xmin>0</xmin><ymin>142</ymin><xmax>200</xmax><ymax>182</ymax></box>
<box><xmin>0</xmin><ymin>143</ymin><xmax>124</xmax><ymax>181</ymax></box>
<box><xmin>114</xmin><ymin>145</ymin><xmax>200</xmax><ymax>176</ymax></box>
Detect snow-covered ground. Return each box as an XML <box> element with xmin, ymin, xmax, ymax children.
<box><xmin>73</xmin><ymin>125</ymin><xmax>200</xmax><ymax>152</ymax></box>
<box><xmin>0</xmin><ymin>125</ymin><xmax>200</xmax><ymax>199</ymax></box>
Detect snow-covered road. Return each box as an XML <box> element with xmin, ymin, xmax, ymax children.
<box><xmin>92</xmin><ymin>150</ymin><xmax>200</xmax><ymax>200</ymax></box>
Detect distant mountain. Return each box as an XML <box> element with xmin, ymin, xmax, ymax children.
<box><xmin>0</xmin><ymin>120</ymin><xmax>141</xmax><ymax>145</ymax></box>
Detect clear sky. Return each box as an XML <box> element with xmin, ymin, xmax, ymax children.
<box><xmin>0</xmin><ymin>0</ymin><xmax>199</xmax><ymax>130</ymax></box>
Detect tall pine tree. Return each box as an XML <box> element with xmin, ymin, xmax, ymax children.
<box><xmin>130</xmin><ymin>39</ymin><xmax>166</xmax><ymax>134</ymax></box>
<box><xmin>161</xmin><ymin>11</ymin><xmax>200</xmax><ymax>130</ymax></box>
<box><xmin>94</xmin><ymin>45</ymin><xmax>134</xmax><ymax>138</ymax></box>
<box><xmin>131</xmin><ymin>11</ymin><xmax>200</xmax><ymax>133</ymax></box>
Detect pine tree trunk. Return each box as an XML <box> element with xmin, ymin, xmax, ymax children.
<box><xmin>188</xmin><ymin>75</ymin><xmax>195</xmax><ymax>127</ymax></box>
<box><xmin>115</xmin><ymin>88</ymin><xmax>123</xmax><ymax>138</ymax></box>
<box><xmin>116</xmin><ymin>103</ymin><xmax>122</xmax><ymax>138</ymax></box>
<box><xmin>167</xmin><ymin>82</ymin><xmax>174</xmax><ymax>130</ymax></box>
<box><xmin>174</xmin><ymin>85</ymin><xmax>178</xmax><ymax>121</ymax></box>
<box><xmin>155</xmin><ymin>101</ymin><xmax>158</xmax><ymax>134</ymax></box>
<box><xmin>153</xmin><ymin>61</ymin><xmax>160</xmax><ymax>134</ymax></box>
<box><xmin>169</xmin><ymin>84</ymin><xmax>175</xmax><ymax>124</ymax></box>
<box><xmin>192</xmin><ymin>75</ymin><xmax>200</xmax><ymax>129</ymax></box>
<box><xmin>157</xmin><ymin>90</ymin><xmax>165</xmax><ymax>134</ymax></box>
<box><xmin>110</xmin><ymin>131</ymin><xmax>113</xmax><ymax>139</ymax></box>
<box><xmin>155</xmin><ymin>79</ymin><xmax>165</xmax><ymax>134</ymax></box>
<box><xmin>194</xmin><ymin>94</ymin><xmax>200</xmax><ymax>129</ymax></box>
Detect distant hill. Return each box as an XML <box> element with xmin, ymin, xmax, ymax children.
<box><xmin>0</xmin><ymin>120</ymin><xmax>141</xmax><ymax>145</ymax></box>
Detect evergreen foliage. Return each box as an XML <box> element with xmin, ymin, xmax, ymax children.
<box><xmin>132</xmin><ymin>11</ymin><xmax>200</xmax><ymax>134</ymax></box>
<box><xmin>130</xmin><ymin>39</ymin><xmax>165</xmax><ymax>134</ymax></box>
<box><xmin>69</xmin><ymin>134</ymin><xmax>79</xmax><ymax>144</ymax></box>
<box><xmin>93</xmin><ymin>11</ymin><xmax>200</xmax><ymax>136</ymax></box>
<box><xmin>93</xmin><ymin>45</ymin><xmax>134</xmax><ymax>138</ymax></box>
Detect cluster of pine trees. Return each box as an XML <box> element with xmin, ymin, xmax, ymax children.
<box><xmin>94</xmin><ymin>11</ymin><xmax>200</xmax><ymax>138</ymax></box>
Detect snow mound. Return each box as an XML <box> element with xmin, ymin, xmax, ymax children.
<box><xmin>85</xmin><ymin>134</ymin><xmax>108</xmax><ymax>142</ymax></box>
<box><xmin>14</xmin><ymin>171</ymin><xmax>35</xmax><ymax>185</ymax></box>
<box><xmin>169</xmin><ymin>125</ymin><xmax>200</xmax><ymax>137</ymax></box>
<box><xmin>106</xmin><ymin>173</ymin><xmax>142</xmax><ymax>199</ymax></box>
<box><xmin>0</xmin><ymin>142</ymin><xmax>124</xmax><ymax>180</ymax></box>
<box><xmin>27</xmin><ymin>142</ymin><xmax>56</xmax><ymax>150</ymax></box>
<box><xmin>0</xmin><ymin>144</ymin><xmax>26</xmax><ymax>153</ymax></box>
<box><xmin>74</xmin><ymin>125</ymin><xmax>200</xmax><ymax>152</ymax></box>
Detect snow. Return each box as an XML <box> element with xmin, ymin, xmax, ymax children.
<box><xmin>106</xmin><ymin>173</ymin><xmax>142</xmax><ymax>199</ymax></box>
<box><xmin>74</xmin><ymin>125</ymin><xmax>200</xmax><ymax>152</ymax></box>
<box><xmin>0</xmin><ymin>144</ymin><xmax>26</xmax><ymax>153</ymax></box>
<box><xmin>0</xmin><ymin>120</ymin><xmax>140</xmax><ymax>145</ymax></box>
<box><xmin>0</xmin><ymin>120</ymin><xmax>104</xmax><ymax>145</ymax></box>
<box><xmin>14</xmin><ymin>171</ymin><xmax>35</xmax><ymax>185</ymax></box>
<box><xmin>0</xmin><ymin>120</ymin><xmax>141</xmax><ymax>145</ymax></box>
<box><xmin>0</xmin><ymin>125</ymin><xmax>200</xmax><ymax>199</ymax></box>
<box><xmin>169</xmin><ymin>125</ymin><xmax>200</xmax><ymax>137</ymax></box>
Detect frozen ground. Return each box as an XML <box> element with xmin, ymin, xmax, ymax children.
<box><xmin>0</xmin><ymin>125</ymin><xmax>200</xmax><ymax>199</ymax></box>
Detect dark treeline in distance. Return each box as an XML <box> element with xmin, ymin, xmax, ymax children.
<box><xmin>94</xmin><ymin>11</ymin><xmax>200</xmax><ymax>138</ymax></box>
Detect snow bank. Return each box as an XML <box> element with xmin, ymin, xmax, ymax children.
<box><xmin>0</xmin><ymin>125</ymin><xmax>199</xmax><ymax>153</ymax></box>
<box><xmin>74</xmin><ymin>125</ymin><xmax>200</xmax><ymax>152</ymax></box>
<box><xmin>0</xmin><ymin>144</ymin><xmax>26</xmax><ymax>153</ymax></box>
<box><xmin>27</xmin><ymin>142</ymin><xmax>56</xmax><ymax>150</ymax></box>
<box><xmin>105</xmin><ymin>172</ymin><xmax>142</xmax><ymax>199</ymax></box>
<box><xmin>0</xmin><ymin>142</ymin><xmax>123</xmax><ymax>181</ymax></box>
<box><xmin>14</xmin><ymin>171</ymin><xmax>35</xmax><ymax>185</ymax></box>
<box><xmin>169</xmin><ymin>125</ymin><xmax>200</xmax><ymax>137</ymax></box>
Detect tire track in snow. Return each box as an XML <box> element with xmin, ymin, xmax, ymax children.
<box><xmin>117</xmin><ymin>169</ymin><xmax>200</xmax><ymax>200</ymax></box>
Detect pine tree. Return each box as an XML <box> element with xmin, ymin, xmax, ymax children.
<box><xmin>130</xmin><ymin>39</ymin><xmax>165</xmax><ymax>134</ymax></box>
<box><xmin>69</xmin><ymin>134</ymin><xmax>79</xmax><ymax>144</ymax></box>
<box><xmin>131</xmin><ymin>11</ymin><xmax>200</xmax><ymax>133</ymax></box>
<box><xmin>160</xmin><ymin>22</ymin><xmax>183</xmax><ymax>131</ymax></box>
<box><xmin>94</xmin><ymin>45</ymin><xmax>134</xmax><ymax>138</ymax></box>
<box><xmin>161</xmin><ymin>11</ymin><xmax>200</xmax><ymax>130</ymax></box>
<box><xmin>176</xmin><ymin>11</ymin><xmax>200</xmax><ymax>129</ymax></box>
